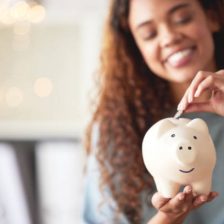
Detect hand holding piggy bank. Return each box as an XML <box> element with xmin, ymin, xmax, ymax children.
<box><xmin>142</xmin><ymin>118</ymin><xmax>216</xmax><ymax>198</ymax></box>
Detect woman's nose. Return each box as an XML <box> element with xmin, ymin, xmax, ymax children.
<box><xmin>159</xmin><ymin>26</ymin><xmax>183</xmax><ymax>48</ymax></box>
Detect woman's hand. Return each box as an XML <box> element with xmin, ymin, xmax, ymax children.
<box><xmin>177</xmin><ymin>70</ymin><xmax>224</xmax><ymax>116</ymax></box>
<box><xmin>148</xmin><ymin>185</ymin><xmax>218</xmax><ymax>224</ymax></box>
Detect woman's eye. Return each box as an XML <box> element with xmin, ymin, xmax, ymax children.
<box><xmin>142</xmin><ymin>31</ymin><xmax>157</xmax><ymax>41</ymax></box>
<box><xmin>174</xmin><ymin>16</ymin><xmax>192</xmax><ymax>25</ymax></box>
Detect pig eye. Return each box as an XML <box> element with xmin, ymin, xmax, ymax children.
<box><xmin>193</xmin><ymin>136</ymin><xmax>197</xmax><ymax>140</ymax></box>
<box><xmin>171</xmin><ymin>134</ymin><xmax>175</xmax><ymax>138</ymax></box>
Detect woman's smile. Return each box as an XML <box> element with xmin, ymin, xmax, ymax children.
<box><xmin>164</xmin><ymin>46</ymin><xmax>196</xmax><ymax>68</ymax></box>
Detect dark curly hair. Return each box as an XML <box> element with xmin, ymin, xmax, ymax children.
<box><xmin>85</xmin><ymin>0</ymin><xmax>224</xmax><ymax>223</ymax></box>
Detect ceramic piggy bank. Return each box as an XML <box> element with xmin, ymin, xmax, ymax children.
<box><xmin>142</xmin><ymin>118</ymin><xmax>216</xmax><ymax>198</ymax></box>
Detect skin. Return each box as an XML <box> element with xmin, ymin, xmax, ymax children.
<box><xmin>178</xmin><ymin>70</ymin><xmax>224</xmax><ymax>116</ymax></box>
<box><xmin>128</xmin><ymin>0</ymin><xmax>222</xmax><ymax>223</ymax></box>
<box><xmin>149</xmin><ymin>186</ymin><xmax>218</xmax><ymax>224</ymax></box>
<box><xmin>128</xmin><ymin>0</ymin><xmax>219</xmax><ymax>101</ymax></box>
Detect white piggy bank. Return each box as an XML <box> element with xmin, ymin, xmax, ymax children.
<box><xmin>142</xmin><ymin>118</ymin><xmax>216</xmax><ymax>198</ymax></box>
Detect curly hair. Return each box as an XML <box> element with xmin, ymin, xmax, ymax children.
<box><xmin>85</xmin><ymin>0</ymin><xmax>224</xmax><ymax>223</ymax></box>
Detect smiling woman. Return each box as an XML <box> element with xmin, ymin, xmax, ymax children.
<box><xmin>83</xmin><ymin>0</ymin><xmax>224</xmax><ymax>223</ymax></box>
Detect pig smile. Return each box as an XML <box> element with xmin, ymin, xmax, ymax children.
<box><xmin>179</xmin><ymin>168</ymin><xmax>195</xmax><ymax>173</ymax></box>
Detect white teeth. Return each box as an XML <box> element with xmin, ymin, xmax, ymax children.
<box><xmin>167</xmin><ymin>48</ymin><xmax>193</xmax><ymax>66</ymax></box>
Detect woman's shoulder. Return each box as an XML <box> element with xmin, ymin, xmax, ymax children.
<box><xmin>180</xmin><ymin>112</ymin><xmax>224</xmax><ymax>132</ymax></box>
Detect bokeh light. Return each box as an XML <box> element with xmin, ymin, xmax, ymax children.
<box><xmin>34</xmin><ymin>77</ymin><xmax>54</xmax><ymax>98</ymax></box>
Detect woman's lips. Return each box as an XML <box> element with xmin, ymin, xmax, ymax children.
<box><xmin>165</xmin><ymin>47</ymin><xmax>196</xmax><ymax>68</ymax></box>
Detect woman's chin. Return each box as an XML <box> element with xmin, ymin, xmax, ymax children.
<box><xmin>165</xmin><ymin>73</ymin><xmax>194</xmax><ymax>84</ymax></box>
<box><xmin>166</xmin><ymin>67</ymin><xmax>201</xmax><ymax>83</ymax></box>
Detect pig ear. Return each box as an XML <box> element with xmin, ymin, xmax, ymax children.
<box><xmin>156</xmin><ymin>119</ymin><xmax>176</xmax><ymax>137</ymax></box>
<box><xmin>186</xmin><ymin>118</ymin><xmax>209</xmax><ymax>133</ymax></box>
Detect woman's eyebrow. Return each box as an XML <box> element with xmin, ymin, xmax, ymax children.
<box><xmin>168</xmin><ymin>3</ymin><xmax>190</xmax><ymax>15</ymax></box>
<box><xmin>135</xmin><ymin>3</ymin><xmax>190</xmax><ymax>31</ymax></box>
<box><xmin>136</xmin><ymin>20</ymin><xmax>152</xmax><ymax>31</ymax></box>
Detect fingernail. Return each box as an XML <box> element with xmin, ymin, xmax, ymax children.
<box><xmin>185</xmin><ymin>186</ymin><xmax>192</xmax><ymax>194</ymax></box>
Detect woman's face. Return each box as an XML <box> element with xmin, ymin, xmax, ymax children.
<box><xmin>128</xmin><ymin>0</ymin><xmax>219</xmax><ymax>84</ymax></box>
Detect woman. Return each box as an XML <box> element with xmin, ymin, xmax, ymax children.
<box><xmin>83</xmin><ymin>0</ymin><xmax>224</xmax><ymax>223</ymax></box>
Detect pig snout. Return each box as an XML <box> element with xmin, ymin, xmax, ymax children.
<box><xmin>174</xmin><ymin>141</ymin><xmax>197</xmax><ymax>166</ymax></box>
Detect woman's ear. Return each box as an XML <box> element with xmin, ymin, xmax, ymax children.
<box><xmin>207</xmin><ymin>10</ymin><xmax>221</xmax><ymax>32</ymax></box>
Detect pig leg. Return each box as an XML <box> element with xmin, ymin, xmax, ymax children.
<box><xmin>154</xmin><ymin>177</ymin><xmax>180</xmax><ymax>198</ymax></box>
<box><xmin>191</xmin><ymin>177</ymin><xmax>212</xmax><ymax>196</ymax></box>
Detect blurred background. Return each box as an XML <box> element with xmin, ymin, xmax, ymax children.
<box><xmin>0</xmin><ymin>0</ymin><xmax>108</xmax><ymax>223</ymax></box>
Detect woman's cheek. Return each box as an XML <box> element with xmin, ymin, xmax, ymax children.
<box><xmin>189</xmin><ymin>22</ymin><xmax>213</xmax><ymax>40</ymax></box>
<box><xmin>142</xmin><ymin>45</ymin><xmax>158</xmax><ymax>64</ymax></box>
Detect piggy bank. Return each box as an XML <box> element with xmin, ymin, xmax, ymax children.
<box><xmin>142</xmin><ymin>118</ymin><xmax>216</xmax><ymax>198</ymax></box>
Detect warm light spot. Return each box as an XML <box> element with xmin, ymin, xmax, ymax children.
<box><xmin>6</xmin><ymin>87</ymin><xmax>24</xmax><ymax>107</ymax></box>
<box><xmin>34</xmin><ymin>77</ymin><xmax>53</xmax><ymax>97</ymax></box>
<box><xmin>28</xmin><ymin>5</ymin><xmax>45</xmax><ymax>23</ymax></box>
<box><xmin>0</xmin><ymin>9</ymin><xmax>15</xmax><ymax>25</ymax></box>
<box><xmin>0</xmin><ymin>1</ymin><xmax>46</xmax><ymax>25</ymax></box>
<box><xmin>10</xmin><ymin>1</ymin><xmax>29</xmax><ymax>21</ymax></box>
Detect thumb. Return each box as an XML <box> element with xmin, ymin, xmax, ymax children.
<box><xmin>151</xmin><ymin>192</ymin><xmax>170</xmax><ymax>209</ymax></box>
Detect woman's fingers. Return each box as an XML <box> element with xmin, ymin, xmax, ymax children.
<box><xmin>192</xmin><ymin>194</ymin><xmax>208</xmax><ymax>207</ymax></box>
<box><xmin>192</xmin><ymin>191</ymin><xmax>219</xmax><ymax>208</ymax></box>
<box><xmin>194</xmin><ymin>75</ymin><xmax>214</xmax><ymax>98</ymax></box>
<box><xmin>151</xmin><ymin>188</ymin><xmax>219</xmax><ymax>224</ymax></box>
<box><xmin>159</xmin><ymin>186</ymin><xmax>194</xmax><ymax>213</ymax></box>
<box><xmin>152</xmin><ymin>188</ymin><xmax>218</xmax><ymax>212</ymax></box>
<box><xmin>187</xmin><ymin>71</ymin><xmax>212</xmax><ymax>103</ymax></box>
<box><xmin>151</xmin><ymin>191</ymin><xmax>189</xmax><ymax>212</ymax></box>
<box><xmin>178</xmin><ymin>71</ymin><xmax>211</xmax><ymax>110</ymax></box>
<box><xmin>160</xmin><ymin>192</ymin><xmax>186</xmax><ymax>213</ymax></box>
<box><xmin>167</xmin><ymin>188</ymin><xmax>193</xmax><ymax>213</ymax></box>
<box><xmin>194</xmin><ymin>73</ymin><xmax>224</xmax><ymax>98</ymax></box>
<box><xmin>151</xmin><ymin>192</ymin><xmax>170</xmax><ymax>209</ymax></box>
<box><xmin>207</xmin><ymin>191</ymin><xmax>219</xmax><ymax>202</ymax></box>
<box><xmin>178</xmin><ymin>70</ymin><xmax>224</xmax><ymax>112</ymax></box>
<box><xmin>178</xmin><ymin>89</ymin><xmax>190</xmax><ymax>111</ymax></box>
